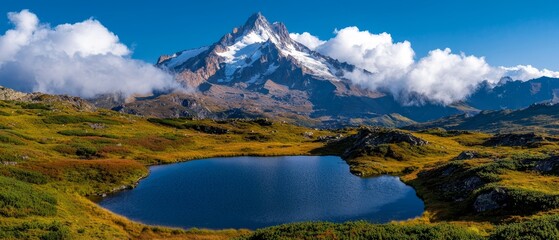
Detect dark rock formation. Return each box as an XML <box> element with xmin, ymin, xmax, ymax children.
<box><xmin>454</xmin><ymin>151</ymin><xmax>482</xmax><ymax>160</ymax></box>
<box><xmin>342</xmin><ymin>127</ymin><xmax>428</xmax><ymax>159</ymax></box>
<box><xmin>530</xmin><ymin>156</ymin><xmax>559</xmax><ymax>175</ymax></box>
<box><xmin>473</xmin><ymin>188</ymin><xmax>508</xmax><ymax>212</ymax></box>
<box><xmin>441</xmin><ymin>176</ymin><xmax>485</xmax><ymax>201</ymax></box>
<box><xmin>483</xmin><ymin>133</ymin><xmax>555</xmax><ymax>147</ymax></box>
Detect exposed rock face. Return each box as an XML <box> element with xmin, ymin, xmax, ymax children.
<box><xmin>455</xmin><ymin>151</ymin><xmax>481</xmax><ymax>160</ymax></box>
<box><xmin>342</xmin><ymin>127</ymin><xmax>428</xmax><ymax>159</ymax></box>
<box><xmin>531</xmin><ymin>156</ymin><xmax>559</xmax><ymax>174</ymax></box>
<box><xmin>0</xmin><ymin>86</ymin><xmax>95</xmax><ymax>112</ymax></box>
<box><xmin>441</xmin><ymin>176</ymin><xmax>485</xmax><ymax>201</ymax></box>
<box><xmin>418</xmin><ymin>162</ymin><xmax>487</xmax><ymax>201</ymax></box>
<box><xmin>474</xmin><ymin>188</ymin><xmax>508</xmax><ymax>212</ymax></box>
<box><xmin>0</xmin><ymin>86</ymin><xmax>28</xmax><ymax>100</ymax></box>
<box><xmin>483</xmin><ymin>133</ymin><xmax>555</xmax><ymax>147</ymax></box>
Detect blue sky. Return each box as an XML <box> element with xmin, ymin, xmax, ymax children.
<box><xmin>1</xmin><ymin>0</ymin><xmax>558</xmax><ymax>69</ymax></box>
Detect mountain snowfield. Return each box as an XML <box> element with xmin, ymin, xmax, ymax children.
<box><xmin>158</xmin><ymin>13</ymin><xmax>350</xmax><ymax>86</ymax></box>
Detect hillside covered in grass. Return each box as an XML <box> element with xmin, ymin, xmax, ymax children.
<box><xmin>2</xmin><ymin>91</ymin><xmax>559</xmax><ymax>239</ymax></box>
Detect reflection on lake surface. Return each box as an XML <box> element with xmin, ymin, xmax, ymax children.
<box><xmin>99</xmin><ymin>156</ymin><xmax>424</xmax><ymax>229</ymax></box>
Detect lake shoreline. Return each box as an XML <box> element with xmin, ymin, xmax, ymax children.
<box><xmin>95</xmin><ymin>155</ymin><xmax>425</xmax><ymax>229</ymax></box>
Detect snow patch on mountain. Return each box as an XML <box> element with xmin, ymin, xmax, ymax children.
<box><xmin>164</xmin><ymin>47</ymin><xmax>208</xmax><ymax>68</ymax></box>
<box><xmin>212</xmin><ymin>14</ymin><xmax>339</xmax><ymax>82</ymax></box>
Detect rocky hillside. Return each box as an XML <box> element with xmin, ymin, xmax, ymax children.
<box><xmin>0</xmin><ymin>86</ymin><xmax>95</xmax><ymax>112</ymax></box>
<box><xmin>405</xmin><ymin>103</ymin><xmax>559</xmax><ymax>134</ymax></box>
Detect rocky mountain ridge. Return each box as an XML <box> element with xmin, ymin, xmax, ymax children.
<box><xmin>90</xmin><ymin>13</ymin><xmax>559</xmax><ymax>128</ymax></box>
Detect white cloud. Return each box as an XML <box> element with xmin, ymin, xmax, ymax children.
<box><xmin>404</xmin><ymin>48</ymin><xmax>493</xmax><ymax>105</ymax></box>
<box><xmin>289</xmin><ymin>32</ymin><xmax>325</xmax><ymax>50</ymax></box>
<box><xmin>0</xmin><ymin>10</ymin><xmax>178</xmax><ymax>98</ymax></box>
<box><xmin>498</xmin><ymin>65</ymin><xmax>559</xmax><ymax>81</ymax></box>
<box><xmin>316</xmin><ymin>27</ymin><xmax>414</xmax><ymax>78</ymax></box>
<box><xmin>291</xmin><ymin>27</ymin><xmax>559</xmax><ymax>105</ymax></box>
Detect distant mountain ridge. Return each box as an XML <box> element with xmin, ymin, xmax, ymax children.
<box><xmin>405</xmin><ymin>102</ymin><xmax>559</xmax><ymax>134</ymax></box>
<box><xmin>90</xmin><ymin>13</ymin><xmax>559</xmax><ymax>128</ymax></box>
<box><xmin>468</xmin><ymin>77</ymin><xmax>559</xmax><ymax>110</ymax></box>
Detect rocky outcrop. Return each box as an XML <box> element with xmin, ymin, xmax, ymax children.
<box><xmin>473</xmin><ymin>188</ymin><xmax>508</xmax><ymax>212</ymax></box>
<box><xmin>342</xmin><ymin>127</ymin><xmax>428</xmax><ymax>159</ymax></box>
<box><xmin>528</xmin><ymin>156</ymin><xmax>559</xmax><ymax>175</ymax></box>
<box><xmin>454</xmin><ymin>151</ymin><xmax>482</xmax><ymax>160</ymax></box>
<box><xmin>0</xmin><ymin>86</ymin><xmax>95</xmax><ymax>112</ymax></box>
<box><xmin>441</xmin><ymin>175</ymin><xmax>485</xmax><ymax>201</ymax></box>
<box><xmin>0</xmin><ymin>86</ymin><xmax>28</xmax><ymax>100</ymax></box>
<box><xmin>483</xmin><ymin>133</ymin><xmax>556</xmax><ymax>147</ymax></box>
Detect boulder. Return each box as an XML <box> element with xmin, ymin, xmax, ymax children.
<box><xmin>440</xmin><ymin>176</ymin><xmax>485</xmax><ymax>201</ymax></box>
<box><xmin>533</xmin><ymin>156</ymin><xmax>559</xmax><ymax>174</ymax></box>
<box><xmin>455</xmin><ymin>151</ymin><xmax>481</xmax><ymax>160</ymax></box>
<box><xmin>474</xmin><ymin>188</ymin><xmax>508</xmax><ymax>212</ymax></box>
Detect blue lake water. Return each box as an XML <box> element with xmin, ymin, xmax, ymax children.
<box><xmin>98</xmin><ymin>156</ymin><xmax>424</xmax><ymax>229</ymax></box>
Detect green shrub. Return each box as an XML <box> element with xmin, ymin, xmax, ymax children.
<box><xmin>74</xmin><ymin>144</ymin><xmax>98</xmax><ymax>158</ymax></box>
<box><xmin>21</xmin><ymin>103</ymin><xmax>51</xmax><ymax>110</ymax></box>
<box><xmin>0</xmin><ymin>221</ymin><xmax>70</xmax><ymax>240</ymax></box>
<box><xmin>239</xmin><ymin>221</ymin><xmax>483</xmax><ymax>240</ymax></box>
<box><xmin>43</xmin><ymin>115</ymin><xmax>118</xmax><ymax>125</ymax></box>
<box><xmin>57</xmin><ymin>129</ymin><xmax>117</xmax><ymax>138</ymax></box>
<box><xmin>0</xmin><ymin>166</ymin><xmax>48</xmax><ymax>184</ymax></box>
<box><xmin>0</xmin><ymin>110</ymin><xmax>11</xmax><ymax>116</ymax></box>
<box><xmin>506</xmin><ymin>189</ymin><xmax>559</xmax><ymax>214</ymax></box>
<box><xmin>53</xmin><ymin>145</ymin><xmax>78</xmax><ymax>155</ymax></box>
<box><xmin>0</xmin><ymin>176</ymin><xmax>57</xmax><ymax>217</ymax></box>
<box><xmin>0</xmin><ymin>133</ymin><xmax>24</xmax><ymax>145</ymax></box>
<box><xmin>148</xmin><ymin>118</ymin><xmax>228</xmax><ymax>134</ymax></box>
<box><xmin>40</xmin><ymin>222</ymin><xmax>70</xmax><ymax>240</ymax></box>
<box><xmin>490</xmin><ymin>214</ymin><xmax>559</xmax><ymax>240</ymax></box>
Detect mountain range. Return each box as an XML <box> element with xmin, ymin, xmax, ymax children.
<box><xmin>92</xmin><ymin>13</ymin><xmax>559</xmax><ymax>128</ymax></box>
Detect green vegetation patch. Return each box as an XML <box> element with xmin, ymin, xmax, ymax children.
<box><xmin>0</xmin><ymin>176</ymin><xmax>57</xmax><ymax>217</ymax></box>
<box><xmin>29</xmin><ymin>160</ymin><xmax>147</xmax><ymax>195</ymax></box>
<box><xmin>19</xmin><ymin>102</ymin><xmax>52</xmax><ymax>110</ymax></box>
<box><xmin>0</xmin><ymin>221</ymin><xmax>70</xmax><ymax>240</ymax></box>
<box><xmin>57</xmin><ymin>129</ymin><xmax>118</xmax><ymax>139</ymax></box>
<box><xmin>0</xmin><ymin>166</ymin><xmax>48</xmax><ymax>184</ymax></box>
<box><xmin>490</xmin><ymin>215</ymin><xmax>559</xmax><ymax>240</ymax></box>
<box><xmin>54</xmin><ymin>140</ymin><xmax>100</xmax><ymax>158</ymax></box>
<box><xmin>239</xmin><ymin>221</ymin><xmax>483</xmax><ymax>240</ymax></box>
<box><xmin>126</xmin><ymin>134</ymin><xmax>193</xmax><ymax>152</ymax></box>
<box><xmin>0</xmin><ymin>110</ymin><xmax>11</xmax><ymax>116</ymax></box>
<box><xmin>0</xmin><ymin>133</ymin><xmax>24</xmax><ymax>145</ymax></box>
<box><xmin>148</xmin><ymin>118</ymin><xmax>229</xmax><ymax>134</ymax></box>
<box><xmin>43</xmin><ymin>115</ymin><xmax>119</xmax><ymax>125</ymax></box>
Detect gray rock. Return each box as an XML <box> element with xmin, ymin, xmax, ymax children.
<box><xmin>342</xmin><ymin>127</ymin><xmax>428</xmax><ymax>159</ymax></box>
<box><xmin>440</xmin><ymin>176</ymin><xmax>485</xmax><ymax>200</ymax></box>
<box><xmin>533</xmin><ymin>156</ymin><xmax>559</xmax><ymax>174</ymax></box>
<box><xmin>483</xmin><ymin>133</ymin><xmax>554</xmax><ymax>147</ymax></box>
<box><xmin>474</xmin><ymin>188</ymin><xmax>508</xmax><ymax>212</ymax></box>
<box><xmin>455</xmin><ymin>151</ymin><xmax>480</xmax><ymax>160</ymax></box>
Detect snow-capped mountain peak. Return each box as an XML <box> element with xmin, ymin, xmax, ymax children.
<box><xmin>157</xmin><ymin>13</ymin><xmax>350</xmax><ymax>87</ymax></box>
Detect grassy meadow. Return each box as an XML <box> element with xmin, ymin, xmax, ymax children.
<box><xmin>2</xmin><ymin>99</ymin><xmax>559</xmax><ymax>239</ymax></box>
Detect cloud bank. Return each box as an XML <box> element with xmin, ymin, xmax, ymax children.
<box><xmin>291</xmin><ymin>27</ymin><xmax>559</xmax><ymax>105</ymax></box>
<box><xmin>0</xmin><ymin>10</ymin><xmax>178</xmax><ymax>98</ymax></box>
